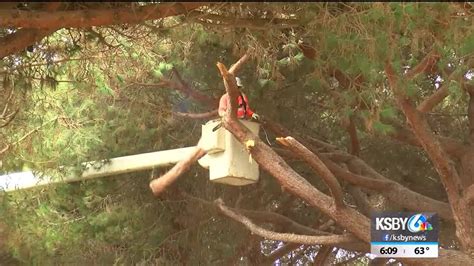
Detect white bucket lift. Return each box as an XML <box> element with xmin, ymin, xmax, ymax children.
<box><xmin>0</xmin><ymin>120</ymin><xmax>260</xmax><ymax>192</ymax></box>
<box><xmin>198</xmin><ymin>119</ymin><xmax>260</xmax><ymax>186</ymax></box>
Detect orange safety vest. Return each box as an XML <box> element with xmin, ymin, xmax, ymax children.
<box><xmin>218</xmin><ymin>92</ymin><xmax>254</xmax><ymax>119</ymax></box>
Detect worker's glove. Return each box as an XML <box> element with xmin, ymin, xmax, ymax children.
<box><xmin>251</xmin><ymin>113</ymin><xmax>260</xmax><ymax>121</ymax></box>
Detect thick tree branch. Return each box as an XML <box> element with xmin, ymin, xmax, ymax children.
<box><xmin>321</xmin><ymin>159</ymin><xmax>391</xmax><ymax>191</ymax></box>
<box><xmin>385</xmin><ymin>61</ymin><xmax>473</xmax><ymax>251</ymax></box>
<box><xmin>229</xmin><ymin>51</ymin><xmax>251</xmax><ymax>75</ymax></box>
<box><xmin>192</xmin><ymin>11</ymin><xmax>301</xmax><ymax>29</ymax></box>
<box><xmin>417</xmin><ymin>68</ymin><xmax>462</xmax><ymax>113</ymax></box>
<box><xmin>277</xmin><ymin>136</ymin><xmax>346</xmax><ymax>209</ymax></box>
<box><xmin>149</xmin><ymin>147</ymin><xmax>206</xmax><ymax>196</ymax></box>
<box><xmin>216</xmin><ymin>199</ymin><xmax>358</xmax><ymax>246</ymax></box>
<box><xmin>418</xmin><ymin>85</ymin><xmax>449</xmax><ymax>113</ymax></box>
<box><xmin>405</xmin><ymin>49</ymin><xmax>440</xmax><ymax>80</ymax></box>
<box><xmin>0</xmin><ymin>28</ymin><xmax>57</xmax><ymax>59</ymax></box>
<box><xmin>346</xmin><ymin>115</ymin><xmax>360</xmax><ymax>156</ymax></box>
<box><xmin>0</xmin><ymin>2</ymin><xmax>63</xmax><ymax>59</ymax></box>
<box><xmin>387</xmin><ymin>119</ymin><xmax>466</xmax><ymax>158</ymax></box>
<box><xmin>217</xmin><ymin>62</ymin><xmax>239</xmax><ymax>120</ymax></box>
<box><xmin>0</xmin><ymin>3</ymin><xmax>206</xmax><ymax>29</ymax></box>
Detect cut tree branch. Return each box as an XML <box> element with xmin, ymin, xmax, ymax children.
<box><xmin>229</xmin><ymin>51</ymin><xmax>251</xmax><ymax>75</ymax></box>
<box><xmin>149</xmin><ymin>147</ymin><xmax>206</xmax><ymax>196</ymax></box>
<box><xmin>0</xmin><ymin>3</ymin><xmax>207</xmax><ymax>29</ymax></box>
<box><xmin>216</xmin><ymin>198</ymin><xmax>358</xmax><ymax>246</ymax></box>
<box><xmin>277</xmin><ymin>136</ymin><xmax>346</xmax><ymax>209</ymax></box>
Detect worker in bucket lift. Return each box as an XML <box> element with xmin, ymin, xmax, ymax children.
<box><xmin>218</xmin><ymin>77</ymin><xmax>260</xmax><ymax>120</ymax></box>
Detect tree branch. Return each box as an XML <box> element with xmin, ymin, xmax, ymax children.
<box><xmin>215</xmin><ymin>199</ymin><xmax>358</xmax><ymax>246</ymax></box>
<box><xmin>173</xmin><ymin>110</ymin><xmax>218</xmax><ymax>120</ymax></box>
<box><xmin>183</xmin><ymin>192</ymin><xmax>328</xmax><ymax>236</ymax></box>
<box><xmin>171</xmin><ymin>67</ymin><xmax>217</xmax><ymax>106</ymax></box>
<box><xmin>0</xmin><ymin>28</ymin><xmax>57</xmax><ymax>59</ymax></box>
<box><xmin>229</xmin><ymin>51</ymin><xmax>251</xmax><ymax>75</ymax></box>
<box><xmin>277</xmin><ymin>136</ymin><xmax>346</xmax><ymax>209</ymax></box>
<box><xmin>466</xmin><ymin>86</ymin><xmax>474</xmax><ymax>143</ymax></box>
<box><xmin>405</xmin><ymin>49</ymin><xmax>440</xmax><ymax>80</ymax></box>
<box><xmin>191</xmin><ymin>11</ymin><xmax>301</xmax><ymax>29</ymax></box>
<box><xmin>417</xmin><ymin>68</ymin><xmax>462</xmax><ymax>113</ymax></box>
<box><xmin>0</xmin><ymin>3</ymin><xmax>207</xmax><ymax>29</ymax></box>
<box><xmin>0</xmin><ymin>2</ymin><xmax>63</xmax><ymax>59</ymax></box>
<box><xmin>387</xmin><ymin>119</ymin><xmax>465</xmax><ymax>158</ymax></box>
<box><xmin>385</xmin><ymin>61</ymin><xmax>473</xmax><ymax>251</ymax></box>
<box><xmin>417</xmin><ymin>84</ymin><xmax>449</xmax><ymax>113</ymax></box>
<box><xmin>321</xmin><ymin>158</ymin><xmax>391</xmax><ymax>191</ymax></box>
<box><xmin>217</xmin><ymin>62</ymin><xmax>239</xmax><ymax>120</ymax></box>
<box><xmin>346</xmin><ymin>115</ymin><xmax>360</xmax><ymax>156</ymax></box>
<box><xmin>149</xmin><ymin>147</ymin><xmax>206</xmax><ymax>196</ymax></box>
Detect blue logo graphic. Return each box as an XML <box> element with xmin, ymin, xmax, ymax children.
<box><xmin>407</xmin><ymin>213</ymin><xmax>433</xmax><ymax>233</ymax></box>
<box><xmin>384</xmin><ymin>234</ymin><xmax>390</xmax><ymax>241</ymax></box>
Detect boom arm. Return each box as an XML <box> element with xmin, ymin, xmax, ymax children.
<box><xmin>0</xmin><ymin>147</ymin><xmax>197</xmax><ymax>192</ymax></box>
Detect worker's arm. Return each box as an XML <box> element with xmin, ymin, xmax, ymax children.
<box><xmin>218</xmin><ymin>93</ymin><xmax>228</xmax><ymax>117</ymax></box>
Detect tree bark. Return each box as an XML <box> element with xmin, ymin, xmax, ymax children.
<box><xmin>149</xmin><ymin>147</ymin><xmax>206</xmax><ymax>196</ymax></box>
<box><xmin>0</xmin><ymin>2</ymin><xmax>62</xmax><ymax>59</ymax></box>
<box><xmin>277</xmin><ymin>136</ymin><xmax>345</xmax><ymax>209</ymax></box>
<box><xmin>0</xmin><ymin>3</ymin><xmax>206</xmax><ymax>29</ymax></box>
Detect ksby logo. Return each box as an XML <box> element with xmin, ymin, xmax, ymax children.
<box><xmin>407</xmin><ymin>213</ymin><xmax>433</xmax><ymax>233</ymax></box>
<box><xmin>375</xmin><ymin>213</ymin><xmax>433</xmax><ymax>232</ymax></box>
